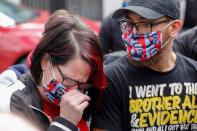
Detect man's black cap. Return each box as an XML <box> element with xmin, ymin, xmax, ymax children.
<box><xmin>113</xmin><ymin>0</ymin><xmax>180</xmax><ymax>20</ymax></box>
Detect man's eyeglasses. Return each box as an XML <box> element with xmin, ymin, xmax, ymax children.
<box><xmin>56</xmin><ymin>65</ymin><xmax>92</xmax><ymax>90</ymax></box>
<box><xmin>118</xmin><ymin>17</ymin><xmax>172</xmax><ymax>34</ymax></box>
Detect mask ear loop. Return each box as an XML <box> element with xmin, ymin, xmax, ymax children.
<box><xmin>160</xmin><ymin>21</ymin><xmax>174</xmax><ymax>48</ymax></box>
<box><xmin>49</xmin><ymin>58</ymin><xmax>56</xmax><ymax>80</ymax></box>
<box><xmin>161</xmin><ymin>20</ymin><xmax>174</xmax><ymax>32</ymax></box>
<box><xmin>42</xmin><ymin>57</ymin><xmax>57</xmax><ymax>89</ymax></box>
<box><xmin>42</xmin><ymin>72</ymin><xmax>47</xmax><ymax>89</ymax></box>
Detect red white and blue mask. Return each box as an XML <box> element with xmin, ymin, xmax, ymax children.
<box><xmin>44</xmin><ymin>79</ymin><xmax>70</xmax><ymax>105</ymax></box>
<box><xmin>122</xmin><ymin>22</ymin><xmax>172</xmax><ymax>62</ymax></box>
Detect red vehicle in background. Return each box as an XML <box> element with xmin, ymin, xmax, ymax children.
<box><xmin>0</xmin><ymin>0</ymin><xmax>100</xmax><ymax>72</ymax></box>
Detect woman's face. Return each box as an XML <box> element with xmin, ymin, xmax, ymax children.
<box><xmin>40</xmin><ymin>56</ymin><xmax>91</xmax><ymax>94</ymax></box>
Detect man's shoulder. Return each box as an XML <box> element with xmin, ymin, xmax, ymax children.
<box><xmin>104</xmin><ymin>54</ymin><xmax>133</xmax><ymax>82</ymax></box>
<box><xmin>105</xmin><ymin>53</ymin><xmax>129</xmax><ymax>70</ymax></box>
<box><xmin>104</xmin><ymin>51</ymin><xmax>127</xmax><ymax>66</ymax></box>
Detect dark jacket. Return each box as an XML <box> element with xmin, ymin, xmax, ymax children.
<box><xmin>173</xmin><ymin>26</ymin><xmax>197</xmax><ymax>61</ymax></box>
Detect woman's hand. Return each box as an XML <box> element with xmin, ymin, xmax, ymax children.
<box><xmin>60</xmin><ymin>89</ymin><xmax>90</xmax><ymax>125</ymax></box>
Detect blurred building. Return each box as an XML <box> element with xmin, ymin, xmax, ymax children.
<box><xmin>8</xmin><ymin>0</ymin><xmax>124</xmax><ymax>21</ymax></box>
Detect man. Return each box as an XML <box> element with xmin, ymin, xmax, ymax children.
<box><xmin>91</xmin><ymin>0</ymin><xmax>197</xmax><ymax>131</ymax></box>
<box><xmin>99</xmin><ymin>13</ymin><xmax>125</xmax><ymax>55</ymax></box>
<box><xmin>99</xmin><ymin>0</ymin><xmax>130</xmax><ymax>55</ymax></box>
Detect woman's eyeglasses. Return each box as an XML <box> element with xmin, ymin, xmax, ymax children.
<box><xmin>56</xmin><ymin>65</ymin><xmax>93</xmax><ymax>90</ymax></box>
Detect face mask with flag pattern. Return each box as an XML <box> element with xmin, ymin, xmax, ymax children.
<box><xmin>122</xmin><ymin>21</ymin><xmax>173</xmax><ymax>62</ymax></box>
<box><xmin>44</xmin><ymin>79</ymin><xmax>70</xmax><ymax>105</ymax></box>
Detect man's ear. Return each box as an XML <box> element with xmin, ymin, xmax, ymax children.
<box><xmin>41</xmin><ymin>54</ymin><xmax>50</xmax><ymax>71</ymax></box>
<box><xmin>170</xmin><ymin>20</ymin><xmax>182</xmax><ymax>37</ymax></box>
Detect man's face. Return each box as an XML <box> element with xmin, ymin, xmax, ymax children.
<box><xmin>124</xmin><ymin>12</ymin><xmax>173</xmax><ymax>66</ymax></box>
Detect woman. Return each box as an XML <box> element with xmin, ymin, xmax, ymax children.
<box><xmin>0</xmin><ymin>10</ymin><xmax>106</xmax><ymax>131</ymax></box>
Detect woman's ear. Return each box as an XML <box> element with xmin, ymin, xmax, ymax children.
<box><xmin>170</xmin><ymin>20</ymin><xmax>182</xmax><ymax>37</ymax></box>
<box><xmin>41</xmin><ymin>54</ymin><xmax>50</xmax><ymax>71</ymax></box>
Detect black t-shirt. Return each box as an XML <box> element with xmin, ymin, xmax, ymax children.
<box><xmin>91</xmin><ymin>53</ymin><xmax>197</xmax><ymax>131</ymax></box>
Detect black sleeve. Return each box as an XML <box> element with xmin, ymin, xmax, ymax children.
<box><xmin>99</xmin><ymin>15</ymin><xmax>113</xmax><ymax>55</ymax></box>
<box><xmin>91</xmin><ymin>78</ymin><xmax>122</xmax><ymax>131</ymax></box>
<box><xmin>47</xmin><ymin>117</ymin><xmax>78</xmax><ymax>131</ymax></box>
<box><xmin>173</xmin><ymin>26</ymin><xmax>197</xmax><ymax>60</ymax></box>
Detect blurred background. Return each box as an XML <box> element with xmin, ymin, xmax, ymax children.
<box><xmin>0</xmin><ymin>0</ymin><xmax>124</xmax><ymax>72</ymax></box>
<box><xmin>0</xmin><ymin>0</ymin><xmax>196</xmax><ymax>72</ymax></box>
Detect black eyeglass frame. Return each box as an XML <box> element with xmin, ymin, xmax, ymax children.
<box><xmin>118</xmin><ymin>17</ymin><xmax>172</xmax><ymax>33</ymax></box>
<box><xmin>56</xmin><ymin>65</ymin><xmax>92</xmax><ymax>90</ymax></box>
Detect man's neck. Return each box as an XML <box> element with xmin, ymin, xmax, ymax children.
<box><xmin>128</xmin><ymin>40</ymin><xmax>177</xmax><ymax>72</ymax></box>
<box><xmin>149</xmin><ymin>50</ymin><xmax>177</xmax><ymax>72</ymax></box>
